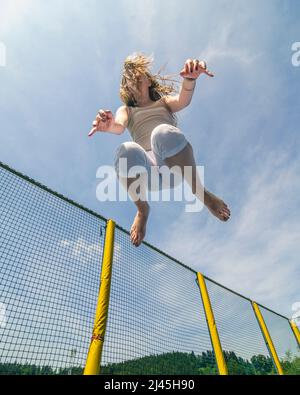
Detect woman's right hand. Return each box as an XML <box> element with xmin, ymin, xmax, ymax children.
<box><xmin>88</xmin><ymin>109</ymin><xmax>114</xmax><ymax>137</ymax></box>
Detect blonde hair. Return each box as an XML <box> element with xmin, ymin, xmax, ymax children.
<box><xmin>119</xmin><ymin>52</ymin><xmax>180</xmax><ymax>125</ymax></box>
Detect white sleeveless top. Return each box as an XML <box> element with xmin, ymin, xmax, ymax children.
<box><xmin>126</xmin><ymin>97</ymin><xmax>177</xmax><ymax>151</ymax></box>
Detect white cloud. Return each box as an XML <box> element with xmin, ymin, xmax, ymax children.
<box><xmin>119</xmin><ymin>0</ymin><xmax>158</xmax><ymax>49</ymax></box>
<box><xmin>200</xmin><ymin>46</ymin><xmax>262</xmax><ymax>67</ymax></box>
<box><xmin>159</xmin><ymin>146</ymin><xmax>300</xmax><ymax>317</ymax></box>
<box><xmin>0</xmin><ymin>0</ymin><xmax>35</xmax><ymax>33</ymax></box>
<box><xmin>60</xmin><ymin>237</ymin><xmax>103</xmax><ymax>264</ymax></box>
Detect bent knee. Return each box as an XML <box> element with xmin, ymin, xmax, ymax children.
<box><xmin>115</xmin><ymin>141</ymin><xmax>143</xmax><ymax>157</ymax></box>
<box><xmin>151</xmin><ymin>124</ymin><xmax>183</xmax><ymax>146</ymax></box>
<box><xmin>151</xmin><ymin>124</ymin><xmax>188</xmax><ymax>160</ymax></box>
<box><xmin>114</xmin><ymin>142</ymin><xmax>147</xmax><ymax>177</ymax></box>
<box><xmin>114</xmin><ymin>142</ymin><xmax>144</xmax><ymax>163</ymax></box>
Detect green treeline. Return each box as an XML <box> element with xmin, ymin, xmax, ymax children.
<box><xmin>0</xmin><ymin>363</ymin><xmax>83</xmax><ymax>375</ymax></box>
<box><xmin>0</xmin><ymin>350</ymin><xmax>299</xmax><ymax>375</ymax></box>
<box><xmin>101</xmin><ymin>350</ymin><xmax>276</xmax><ymax>375</ymax></box>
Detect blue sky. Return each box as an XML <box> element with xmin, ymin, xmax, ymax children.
<box><xmin>0</xmin><ymin>0</ymin><xmax>300</xmax><ymax>322</ymax></box>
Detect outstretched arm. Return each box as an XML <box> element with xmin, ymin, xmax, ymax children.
<box><xmin>178</xmin><ymin>77</ymin><xmax>197</xmax><ymax>108</ymax></box>
<box><xmin>88</xmin><ymin>106</ymin><xmax>128</xmax><ymax>137</ymax></box>
<box><xmin>179</xmin><ymin>58</ymin><xmax>214</xmax><ymax>106</ymax></box>
<box><xmin>164</xmin><ymin>59</ymin><xmax>214</xmax><ymax>113</ymax></box>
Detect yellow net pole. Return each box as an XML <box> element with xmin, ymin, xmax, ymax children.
<box><xmin>289</xmin><ymin>320</ymin><xmax>300</xmax><ymax>347</ymax></box>
<box><xmin>197</xmin><ymin>273</ymin><xmax>228</xmax><ymax>375</ymax></box>
<box><xmin>84</xmin><ymin>219</ymin><xmax>115</xmax><ymax>375</ymax></box>
<box><xmin>252</xmin><ymin>302</ymin><xmax>284</xmax><ymax>375</ymax></box>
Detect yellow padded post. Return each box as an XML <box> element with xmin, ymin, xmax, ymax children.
<box><xmin>290</xmin><ymin>320</ymin><xmax>300</xmax><ymax>347</ymax></box>
<box><xmin>252</xmin><ymin>302</ymin><xmax>284</xmax><ymax>375</ymax></box>
<box><xmin>197</xmin><ymin>273</ymin><xmax>228</xmax><ymax>375</ymax></box>
<box><xmin>84</xmin><ymin>219</ymin><xmax>115</xmax><ymax>375</ymax></box>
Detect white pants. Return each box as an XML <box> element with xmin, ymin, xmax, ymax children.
<box><xmin>114</xmin><ymin>123</ymin><xmax>189</xmax><ymax>191</ymax></box>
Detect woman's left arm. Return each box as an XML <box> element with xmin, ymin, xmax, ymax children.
<box><xmin>178</xmin><ymin>77</ymin><xmax>197</xmax><ymax>108</ymax></box>
<box><xmin>178</xmin><ymin>58</ymin><xmax>214</xmax><ymax>107</ymax></box>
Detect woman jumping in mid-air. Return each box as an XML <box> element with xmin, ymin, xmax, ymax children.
<box><xmin>89</xmin><ymin>52</ymin><xmax>231</xmax><ymax>247</ymax></box>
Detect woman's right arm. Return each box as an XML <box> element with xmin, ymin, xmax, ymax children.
<box><xmin>113</xmin><ymin>106</ymin><xmax>129</xmax><ymax>132</ymax></box>
<box><xmin>88</xmin><ymin>106</ymin><xmax>129</xmax><ymax>137</ymax></box>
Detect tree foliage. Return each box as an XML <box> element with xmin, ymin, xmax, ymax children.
<box><xmin>0</xmin><ymin>350</ymin><xmax>299</xmax><ymax>375</ymax></box>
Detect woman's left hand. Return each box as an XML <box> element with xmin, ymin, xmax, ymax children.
<box><xmin>180</xmin><ymin>59</ymin><xmax>214</xmax><ymax>79</ymax></box>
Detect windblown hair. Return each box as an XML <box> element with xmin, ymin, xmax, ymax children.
<box><xmin>119</xmin><ymin>52</ymin><xmax>180</xmax><ymax>125</ymax></box>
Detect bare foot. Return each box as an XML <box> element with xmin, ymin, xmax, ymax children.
<box><xmin>130</xmin><ymin>204</ymin><xmax>150</xmax><ymax>247</ymax></box>
<box><xmin>204</xmin><ymin>190</ymin><xmax>231</xmax><ymax>222</ymax></box>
